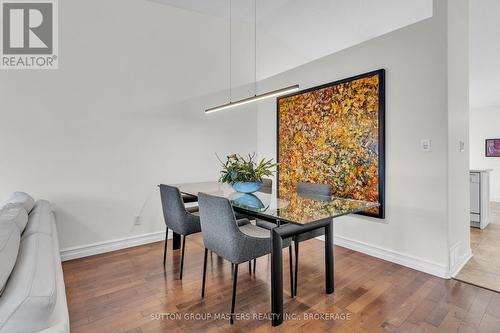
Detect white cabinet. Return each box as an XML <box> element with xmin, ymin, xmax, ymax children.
<box><xmin>470</xmin><ymin>170</ymin><xmax>491</xmax><ymax>229</ymax></box>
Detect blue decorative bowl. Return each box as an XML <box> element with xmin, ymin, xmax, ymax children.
<box><xmin>232</xmin><ymin>181</ymin><xmax>262</xmax><ymax>194</ymax></box>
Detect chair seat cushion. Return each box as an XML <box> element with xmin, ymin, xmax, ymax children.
<box><xmin>0</xmin><ymin>222</ymin><xmax>20</xmax><ymax>295</ymax></box>
<box><xmin>242</xmin><ymin>222</ymin><xmax>292</xmax><ymax>248</ymax></box>
<box><xmin>0</xmin><ymin>233</ymin><xmax>57</xmax><ymax>333</ymax></box>
<box><xmin>3</xmin><ymin>192</ymin><xmax>35</xmax><ymax>214</ymax></box>
<box><xmin>0</xmin><ymin>204</ymin><xmax>29</xmax><ymax>233</ymax></box>
<box><xmin>239</xmin><ymin>224</ymin><xmax>270</xmax><ymax>238</ymax></box>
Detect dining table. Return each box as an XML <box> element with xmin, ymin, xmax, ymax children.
<box><xmin>171</xmin><ymin>181</ymin><xmax>379</xmax><ymax>326</ymax></box>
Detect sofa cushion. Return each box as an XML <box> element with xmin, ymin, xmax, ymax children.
<box><xmin>0</xmin><ymin>205</ymin><xmax>29</xmax><ymax>233</ymax></box>
<box><xmin>0</xmin><ymin>233</ymin><xmax>57</xmax><ymax>333</ymax></box>
<box><xmin>0</xmin><ymin>222</ymin><xmax>20</xmax><ymax>296</ymax></box>
<box><xmin>31</xmin><ymin>199</ymin><xmax>54</xmax><ymax>214</ymax></box>
<box><xmin>22</xmin><ymin>200</ymin><xmax>54</xmax><ymax>239</ymax></box>
<box><xmin>4</xmin><ymin>192</ymin><xmax>35</xmax><ymax>214</ymax></box>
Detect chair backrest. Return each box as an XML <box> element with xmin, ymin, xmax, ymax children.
<box><xmin>158</xmin><ymin>184</ymin><xmax>190</xmax><ymax>234</ymax></box>
<box><xmin>261</xmin><ymin>178</ymin><xmax>273</xmax><ymax>193</ymax></box>
<box><xmin>296</xmin><ymin>182</ymin><xmax>332</xmax><ymax>197</ymax></box>
<box><xmin>197</xmin><ymin>192</ymin><xmax>241</xmax><ymax>258</ymax></box>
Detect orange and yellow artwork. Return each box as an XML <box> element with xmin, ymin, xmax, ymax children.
<box><xmin>277</xmin><ymin>70</ymin><xmax>385</xmax><ymax>218</ymax></box>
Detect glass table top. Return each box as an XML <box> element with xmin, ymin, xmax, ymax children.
<box><xmin>174</xmin><ymin>181</ymin><xmax>379</xmax><ymax>225</ymax></box>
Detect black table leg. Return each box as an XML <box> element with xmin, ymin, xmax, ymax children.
<box><xmin>325</xmin><ymin>220</ymin><xmax>334</xmax><ymax>294</ymax></box>
<box><xmin>271</xmin><ymin>227</ymin><xmax>283</xmax><ymax>327</ymax></box>
<box><xmin>172</xmin><ymin>232</ymin><xmax>181</xmax><ymax>250</ymax></box>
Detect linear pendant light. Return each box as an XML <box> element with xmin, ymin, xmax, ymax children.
<box><xmin>205</xmin><ymin>0</ymin><xmax>299</xmax><ymax>114</ymax></box>
<box><xmin>205</xmin><ymin>84</ymin><xmax>299</xmax><ymax>113</ymax></box>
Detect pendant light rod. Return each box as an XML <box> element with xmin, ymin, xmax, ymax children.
<box><xmin>205</xmin><ymin>0</ymin><xmax>299</xmax><ymax>114</ymax></box>
<box><xmin>229</xmin><ymin>0</ymin><xmax>232</xmax><ymax>102</ymax></box>
<box><xmin>254</xmin><ymin>0</ymin><xmax>257</xmax><ymax>96</ymax></box>
<box><xmin>205</xmin><ymin>84</ymin><xmax>299</xmax><ymax>114</ymax></box>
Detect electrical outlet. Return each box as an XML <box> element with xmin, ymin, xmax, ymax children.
<box><xmin>134</xmin><ymin>216</ymin><xmax>141</xmax><ymax>225</ymax></box>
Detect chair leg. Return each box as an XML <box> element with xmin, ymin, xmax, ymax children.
<box><xmin>253</xmin><ymin>258</ymin><xmax>256</xmax><ymax>273</ymax></box>
<box><xmin>294</xmin><ymin>241</ymin><xmax>299</xmax><ymax>297</ymax></box>
<box><xmin>230</xmin><ymin>264</ymin><xmax>239</xmax><ymax>325</ymax></box>
<box><xmin>289</xmin><ymin>244</ymin><xmax>294</xmax><ymax>298</ymax></box>
<box><xmin>201</xmin><ymin>248</ymin><xmax>208</xmax><ymax>298</ymax></box>
<box><xmin>163</xmin><ymin>228</ymin><xmax>168</xmax><ymax>266</ymax></box>
<box><xmin>248</xmin><ymin>261</ymin><xmax>251</xmax><ymax>274</ymax></box>
<box><xmin>180</xmin><ymin>235</ymin><xmax>186</xmax><ymax>280</ymax></box>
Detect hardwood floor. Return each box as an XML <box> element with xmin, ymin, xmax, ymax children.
<box><xmin>456</xmin><ymin>202</ymin><xmax>500</xmax><ymax>292</ymax></box>
<box><xmin>63</xmin><ymin>234</ymin><xmax>500</xmax><ymax>333</ymax></box>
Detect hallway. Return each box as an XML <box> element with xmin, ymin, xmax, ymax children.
<box><xmin>456</xmin><ymin>203</ymin><xmax>500</xmax><ymax>292</ymax></box>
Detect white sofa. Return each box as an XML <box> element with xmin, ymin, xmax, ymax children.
<box><xmin>0</xmin><ymin>192</ymin><xmax>69</xmax><ymax>333</ymax></box>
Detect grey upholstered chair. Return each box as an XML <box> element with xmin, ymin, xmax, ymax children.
<box><xmin>260</xmin><ymin>177</ymin><xmax>273</xmax><ymax>193</ymax></box>
<box><xmin>197</xmin><ymin>192</ymin><xmax>292</xmax><ymax>324</ymax></box>
<box><xmin>293</xmin><ymin>182</ymin><xmax>332</xmax><ymax>296</ymax></box>
<box><xmin>159</xmin><ymin>184</ymin><xmax>202</xmax><ymax>279</ymax></box>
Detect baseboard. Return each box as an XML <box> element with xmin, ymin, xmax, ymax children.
<box><xmin>61</xmin><ymin>230</ymin><xmax>470</xmax><ymax>278</ymax></box>
<box><xmin>449</xmin><ymin>249</ymin><xmax>473</xmax><ymax>278</ymax></box>
<box><xmin>60</xmin><ymin>230</ymin><xmax>168</xmax><ymax>261</ymax></box>
<box><xmin>316</xmin><ymin>235</ymin><xmax>450</xmax><ymax>278</ymax></box>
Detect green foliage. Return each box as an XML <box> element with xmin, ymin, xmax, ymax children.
<box><xmin>217</xmin><ymin>153</ymin><xmax>277</xmax><ymax>185</ymax></box>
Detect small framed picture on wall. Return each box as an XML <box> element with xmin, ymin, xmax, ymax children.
<box><xmin>485</xmin><ymin>139</ymin><xmax>500</xmax><ymax>157</ymax></box>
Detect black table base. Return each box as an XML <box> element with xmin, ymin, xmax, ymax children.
<box><xmin>271</xmin><ymin>219</ymin><xmax>334</xmax><ymax>326</ymax></box>
<box><xmin>172</xmin><ymin>182</ymin><xmax>377</xmax><ymax>327</ymax></box>
<box><xmin>325</xmin><ymin>221</ymin><xmax>334</xmax><ymax>294</ymax></box>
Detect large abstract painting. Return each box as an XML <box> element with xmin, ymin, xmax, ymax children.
<box><xmin>277</xmin><ymin>69</ymin><xmax>385</xmax><ymax>218</ymax></box>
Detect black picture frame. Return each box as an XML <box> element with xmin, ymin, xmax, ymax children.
<box><xmin>276</xmin><ymin>69</ymin><xmax>386</xmax><ymax>219</ymax></box>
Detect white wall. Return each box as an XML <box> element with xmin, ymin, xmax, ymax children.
<box><xmin>257</xmin><ymin>0</ymin><xmax>470</xmax><ymax>277</ymax></box>
<box><xmin>446</xmin><ymin>0</ymin><xmax>471</xmax><ymax>275</ymax></box>
<box><xmin>470</xmin><ymin>106</ymin><xmax>500</xmax><ymax>202</ymax></box>
<box><xmin>0</xmin><ymin>0</ymin><xmax>470</xmax><ymax>274</ymax></box>
<box><xmin>470</xmin><ymin>0</ymin><xmax>500</xmax><ymax>109</ymax></box>
<box><xmin>0</xmin><ymin>0</ymin><xmax>257</xmax><ymax>249</ymax></box>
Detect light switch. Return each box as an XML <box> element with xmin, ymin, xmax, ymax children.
<box><xmin>459</xmin><ymin>141</ymin><xmax>465</xmax><ymax>152</ymax></box>
<box><xmin>421</xmin><ymin>139</ymin><xmax>431</xmax><ymax>152</ymax></box>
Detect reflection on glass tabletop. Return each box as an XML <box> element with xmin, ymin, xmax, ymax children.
<box><xmin>174</xmin><ymin>181</ymin><xmax>379</xmax><ymax>225</ymax></box>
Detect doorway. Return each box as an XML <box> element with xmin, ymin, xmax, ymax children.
<box><xmin>454</xmin><ymin>0</ymin><xmax>500</xmax><ymax>292</ymax></box>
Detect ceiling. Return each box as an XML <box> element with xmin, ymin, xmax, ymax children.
<box><xmin>148</xmin><ymin>1</ymin><xmax>500</xmax><ymax>110</ymax></box>
<box><xmin>470</xmin><ymin>0</ymin><xmax>500</xmax><ymax>109</ymax></box>
<box><xmin>152</xmin><ymin>0</ymin><xmax>433</xmax><ymax>80</ymax></box>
